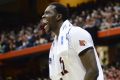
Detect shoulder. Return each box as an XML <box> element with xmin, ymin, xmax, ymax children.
<box><xmin>70</xmin><ymin>26</ymin><xmax>91</xmax><ymax>38</ymax></box>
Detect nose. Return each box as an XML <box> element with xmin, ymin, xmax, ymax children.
<box><xmin>42</xmin><ymin>14</ymin><xmax>45</xmax><ymax>19</ymax></box>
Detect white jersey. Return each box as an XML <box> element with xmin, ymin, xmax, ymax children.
<box><xmin>49</xmin><ymin>20</ymin><xmax>104</xmax><ymax>80</ymax></box>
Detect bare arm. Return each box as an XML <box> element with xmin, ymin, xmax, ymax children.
<box><xmin>79</xmin><ymin>47</ymin><xmax>99</xmax><ymax>80</ymax></box>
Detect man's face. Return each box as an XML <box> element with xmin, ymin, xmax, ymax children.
<box><xmin>42</xmin><ymin>5</ymin><xmax>57</xmax><ymax>32</ymax></box>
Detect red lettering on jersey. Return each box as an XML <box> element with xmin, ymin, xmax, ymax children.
<box><xmin>59</xmin><ymin>57</ymin><xmax>68</xmax><ymax>76</ymax></box>
<box><xmin>79</xmin><ymin>40</ymin><xmax>86</xmax><ymax>46</ymax></box>
<box><xmin>60</xmin><ymin>78</ymin><xmax>63</xmax><ymax>80</ymax></box>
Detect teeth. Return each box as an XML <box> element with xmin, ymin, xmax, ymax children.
<box><xmin>42</xmin><ymin>19</ymin><xmax>48</xmax><ymax>24</ymax></box>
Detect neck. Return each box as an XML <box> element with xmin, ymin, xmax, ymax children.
<box><xmin>53</xmin><ymin>21</ymin><xmax>63</xmax><ymax>36</ymax></box>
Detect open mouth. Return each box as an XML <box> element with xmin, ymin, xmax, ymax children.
<box><xmin>41</xmin><ymin>18</ymin><xmax>49</xmax><ymax>32</ymax></box>
<box><xmin>42</xmin><ymin>18</ymin><xmax>48</xmax><ymax>26</ymax></box>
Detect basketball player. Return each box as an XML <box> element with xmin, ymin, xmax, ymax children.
<box><xmin>42</xmin><ymin>2</ymin><xmax>104</xmax><ymax>80</ymax></box>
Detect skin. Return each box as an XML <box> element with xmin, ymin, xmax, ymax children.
<box><xmin>42</xmin><ymin>5</ymin><xmax>63</xmax><ymax>36</ymax></box>
<box><xmin>79</xmin><ymin>48</ymin><xmax>99</xmax><ymax>80</ymax></box>
<box><xmin>42</xmin><ymin>4</ymin><xmax>99</xmax><ymax>80</ymax></box>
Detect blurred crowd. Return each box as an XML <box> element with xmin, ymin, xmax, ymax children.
<box><xmin>0</xmin><ymin>23</ymin><xmax>54</xmax><ymax>53</ymax></box>
<box><xmin>70</xmin><ymin>2</ymin><xmax>120</xmax><ymax>31</ymax></box>
<box><xmin>103</xmin><ymin>63</ymin><xmax>120</xmax><ymax>80</ymax></box>
<box><xmin>0</xmin><ymin>2</ymin><xmax>120</xmax><ymax>53</ymax></box>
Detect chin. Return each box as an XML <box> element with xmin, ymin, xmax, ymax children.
<box><xmin>44</xmin><ymin>25</ymin><xmax>49</xmax><ymax>32</ymax></box>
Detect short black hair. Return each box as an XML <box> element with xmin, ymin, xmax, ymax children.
<box><xmin>49</xmin><ymin>2</ymin><xmax>69</xmax><ymax>21</ymax></box>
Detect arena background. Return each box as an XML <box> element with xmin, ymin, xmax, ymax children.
<box><xmin>0</xmin><ymin>0</ymin><xmax>120</xmax><ymax>80</ymax></box>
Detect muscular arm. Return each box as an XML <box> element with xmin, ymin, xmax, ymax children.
<box><xmin>79</xmin><ymin>47</ymin><xmax>99</xmax><ymax>80</ymax></box>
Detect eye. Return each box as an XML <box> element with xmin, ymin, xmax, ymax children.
<box><xmin>44</xmin><ymin>11</ymin><xmax>51</xmax><ymax>15</ymax></box>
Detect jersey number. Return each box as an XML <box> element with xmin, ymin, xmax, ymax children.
<box><xmin>59</xmin><ymin>57</ymin><xmax>68</xmax><ymax>75</ymax></box>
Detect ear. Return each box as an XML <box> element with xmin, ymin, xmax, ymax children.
<box><xmin>56</xmin><ymin>14</ymin><xmax>62</xmax><ymax>21</ymax></box>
